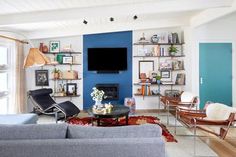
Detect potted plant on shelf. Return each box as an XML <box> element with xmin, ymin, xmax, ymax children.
<box><xmin>168</xmin><ymin>45</ymin><xmax>178</xmax><ymax>56</ymax></box>
<box><xmin>52</xmin><ymin>68</ymin><xmax>61</xmax><ymax>79</ymax></box>
<box><xmin>156</xmin><ymin>75</ymin><xmax>162</xmax><ymax>85</ymax></box>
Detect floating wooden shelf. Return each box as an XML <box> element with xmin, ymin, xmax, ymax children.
<box><xmin>133</xmin><ymin>55</ymin><xmax>185</xmax><ymax>58</ymax></box>
<box><xmin>51</xmin><ymin>78</ymin><xmax>81</xmax><ymax>81</ymax></box>
<box><xmin>133</xmin><ymin>83</ymin><xmax>185</xmax><ymax>86</ymax></box>
<box><xmin>158</xmin><ymin>69</ymin><xmax>185</xmax><ymax>71</ymax></box>
<box><xmin>133</xmin><ymin>43</ymin><xmax>184</xmax><ymax>46</ymax></box>
<box><xmin>46</xmin><ymin>52</ymin><xmax>82</xmax><ymax>54</ymax></box>
<box><xmin>45</xmin><ymin>63</ymin><xmax>81</xmax><ymax>66</ymax></box>
<box><xmin>134</xmin><ymin>94</ymin><xmax>160</xmax><ymax>97</ymax></box>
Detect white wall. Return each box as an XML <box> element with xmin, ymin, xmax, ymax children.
<box><xmin>132</xmin><ymin>27</ymin><xmax>192</xmax><ymax>109</ymax></box>
<box><xmin>192</xmin><ymin>12</ymin><xmax>236</xmax><ymax>107</ymax></box>
<box><xmin>25</xmin><ymin>36</ymin><xmax>83</xmax><ymax>111</ymax></box>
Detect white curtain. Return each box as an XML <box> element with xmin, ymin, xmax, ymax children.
<box><xmin>9</xmin><ymin>41</ymin><xmax>26</xmax><ymax>113</ymax></box>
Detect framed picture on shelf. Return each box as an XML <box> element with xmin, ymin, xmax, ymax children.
<box><xmin>175</xmin><ymin>73</ymin><xmax>185</xmax><ymax>85</ymax></box>
<box><xmin>35</xmin><ymin>70</ymin><xmax>49</xmax><ymax>86</ymax></box>
<box><xmin>66</xmin><ymin>83</ymin><xmax>77</xmax><ymax>95</ymax></box>
<box><xmin>49</xmin><ymin>41</ymin><xmax>60</xmax><ymax>53</ymax></box>
<box><xmin>172</xmin><ymin>60</ymin><xmax>184</xmax><ymax>70</ymax></box>
<box><xmin>160</xmin><ymin>70</ymin><xmax>172</xmax><ymax>82</ymax></box>
<box><xmin>62</xmin><ymin>56</ymin><xmax>73</xmax><ymax>64</ymax></box>
<box><xmin>159</xmin><ymin>60</ymin><xmax>172</xmax><ymax>70</ymax></box>
<box><xmin>139</xmin><ymin>60</ymin><xmax>154</xmax><ymax>79</ymax></box>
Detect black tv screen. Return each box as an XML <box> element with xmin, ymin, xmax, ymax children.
<box><xmin>88</xmin><ymin>48</ymin><xmax>127</xmax><ymax>71</ymax></box>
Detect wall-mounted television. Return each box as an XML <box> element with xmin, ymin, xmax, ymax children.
<box><xmin>88</xmin><ymin>48</ymin><xmax>127</xmax><ymax>73</ymax></box>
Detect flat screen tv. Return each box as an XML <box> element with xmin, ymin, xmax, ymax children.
<box><xmin>88</xmin><ymin>48</ymin><xmax>127</xmax><ymax>72</ymax></box>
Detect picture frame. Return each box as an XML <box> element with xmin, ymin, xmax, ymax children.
<box><xmin>66</xmin><ymin>83</ymin><xmax>77</xmax><ymax>95</ymax></box>
<box><xmin>35</xmin><ymin>70</ymin><xmax>49</xmax><ymax>86</ymax></box>
<box><xmin>49</xmin><ymin>41</ymin><xmax>60</xmax><ymax>53</ymax></box>
<box><xmin>159</xmin><ymin>60</ymin><xmax>172</xmax><ymax>70</ymax></box>
<box><xmin>160</xmin><ymin>70</ymin><xmax>172</xmax><ymax>82</ymax></box>
<box><xmin>175</xmin><ymin>73</ymin><xmax>185</xmax><ymax>85</ymax></box>
<box><xmin>62</xmin><ymin>56</ymin><xmax>73</xmax><ymax>64</ymax></box>
<box><xmin>139</xmin><ymin>60</ymin><xmax>154</xmax><ymax>79</ymax></box>
<box><xmin>172</xmin><ymin>60</ymin><xmax>184</xmax><ymax>70</ymax></box>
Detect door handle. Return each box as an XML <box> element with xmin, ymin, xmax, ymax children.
<box><xmin>200</xmin><ymin>77</ymin><xmax>203</xmax><ymax>85</ymax></box>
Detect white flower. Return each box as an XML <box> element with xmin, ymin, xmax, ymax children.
<box><xmin>90</xmin><ymin>87</ymin><xmax>106</xmax><ymax>102</ymax></box>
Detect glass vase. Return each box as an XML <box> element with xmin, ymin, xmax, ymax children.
<box><xmin>95</xmin><ymin>100</ymin><xmax>103</xmax><ymax>108</ymax></box>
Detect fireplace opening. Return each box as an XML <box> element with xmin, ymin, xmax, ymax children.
<box><xmin>96</xmin><ymin>84</ymin><xmax>119</xmax><ymax>100</ymax></box>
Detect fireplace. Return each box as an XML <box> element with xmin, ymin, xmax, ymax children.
<box><xmin>96</xmin><ymin>84</ymin><xmax>119</xmax><ymax>100</ymax></box>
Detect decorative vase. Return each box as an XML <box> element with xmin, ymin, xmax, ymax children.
<box><xmin>42</xmin><ymin>45</ymin><xmax>49</xmax><ymax>53</ymax></box>
<box><xmin>124</xmin><ymin>97</ymin><xmax>136</xmax><ymax>115</ymax></box>
<box><xmin>39</xmin><ymin>43</ymin><xmax>43</xmax><ymax>52</ymax></box>
<box><xmin>157</xmin><ymin>80</ymin><xmax>161</xmax><ymax>84</ymax></box>
<box><xmin>169</xmin><ymin>51</ymin><xmax>176</xmax><ymax>56</ymax></box>
<box><xmin>95</xmin><ymin>100</ymin><xmax>103</xmax><ymax>108</ymax></box>
<box><xmin>54</xmin><ymin>73</ymin><xmax>59</xmax><ymax>79</ymax></box>
<box><xmin>56</xmin><ymin>54</ymin><xmax>64</xmax><ymax>64</ymax></box>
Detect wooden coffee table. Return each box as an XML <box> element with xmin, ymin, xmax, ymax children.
<box><xmin>87</xmin><ymin>105</ymin><xmax>130</xmax><ymax>126</ymax></box>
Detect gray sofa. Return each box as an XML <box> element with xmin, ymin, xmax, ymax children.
<box><xmin>0</xmin><ymin>124</ymin><xmax>165</xmax><ymax>157</ymax></box>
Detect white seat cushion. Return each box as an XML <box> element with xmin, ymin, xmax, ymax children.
<box><xmin>181</xmin><ymin>92</ymin><xmax>195</xmax><ymax>102</ymax></box>
<box><xmin>205</xmin><ymin>103</ymin><xmax>236</xmax><ymax>120</ymax></box>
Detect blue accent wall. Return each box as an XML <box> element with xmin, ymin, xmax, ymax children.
<box><xmin>83</xmin><ymin>31</ymin><xmax>133</xmax><ymax>109</ymax></box>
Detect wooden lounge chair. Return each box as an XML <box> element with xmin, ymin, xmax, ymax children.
<box><xmin>160</xmin><ymin>91</ymin><xmax>199</xmax><ymax>125</ymax></box>
<box><xmin>175</xmin><ymin>103</ymin><xmax>236</xmax><ymax>156</ymax></box>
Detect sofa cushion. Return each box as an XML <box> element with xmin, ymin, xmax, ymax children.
<box><xmin>0</xmin><ymin>113</ymin><xmax>38</xmax><ymax>124</ymax></box>
<box><xmin>67</xmin><ymin>124</ymin><xmax>162</xmax><ymax>139</ymax></box>
<box><xmin>0</xmin><ymin>124</ymin><xmax>68</xmax><ymax>140</ymax></box>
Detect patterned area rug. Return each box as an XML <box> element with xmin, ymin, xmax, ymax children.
<box><xmin>67</xmin><ymin>115</ymin><xmax>177</xmax><ymax>142</ymax></box>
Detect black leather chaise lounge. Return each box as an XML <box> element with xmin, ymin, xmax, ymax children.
<box><xmin>28</xmin><ymin>88</ymin><xmax>80</xmax><ymax>122</ymax></box>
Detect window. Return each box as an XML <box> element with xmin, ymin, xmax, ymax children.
<box><xmin>0</xmin><ymin>46</ymin><xmax>9</xmax><ymax>114</ymax></box>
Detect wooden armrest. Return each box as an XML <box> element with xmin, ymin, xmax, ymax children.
<box><xmin>177</xmin><ymin>107</ymin><xmax>205</xmax><ymax>113</ymax></box>
<box><xmin>178</xmin><ymin>111</ymin><xmax>206</xmax><ymax>118</ymax></box>
<box><xmin>192</xmin><ymin>118</ymin><xmax>229</xmax><ymax>125</ymax></box>
<box><xmin>178</xmin><ymin>102</ymin><xmax>194</xmax><ymax>105</ymax></box>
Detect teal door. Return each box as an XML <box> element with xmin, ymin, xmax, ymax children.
<box><xmin>199</xmin><ymin>43</ymin><xmax>232</xmax><ymax>108</ymax></box>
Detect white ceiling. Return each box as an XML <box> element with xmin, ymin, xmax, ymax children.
<box><xmin>0</xmin><ymin>0</ymin><xmax>235</xmax><ymax>39</ymax></box>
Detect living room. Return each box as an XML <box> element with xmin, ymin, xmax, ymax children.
<box><xmin>0</xmin><ymin>0</ymin><xmax>236</xmax><ymax>157</ymax></box>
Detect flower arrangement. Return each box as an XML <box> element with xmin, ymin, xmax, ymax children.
<box><xmin>90</xmin><ymin>87</ymin><xmax>106</xmax><ymax>102</ymax></box>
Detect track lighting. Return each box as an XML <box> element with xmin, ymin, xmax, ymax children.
<box><xmin>110</xmin><ymin>17</ymin><xmax>114</xmax><ymax>22</ymax></box>
<box><xmin>83</xmin><ymin>20</ymin><xmax>88</xmax><ymax>24</ymax></box>
<box><xmin>133</xmin><ymin>15</ymin><xmax>138</xmax><ymax>20</ymax></box>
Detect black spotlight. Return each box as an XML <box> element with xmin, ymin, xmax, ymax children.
<box><xmin>83</xmin><ymin>20</ymin><xmax>88</xmax><ymax>24</ymax></box>
<box><xmin>133</xmin><ymin>15</ymin><xmax>138</xmax><ymax>20</ymax></box>
<box><xmin>110</xmin><ymin>17</ymin><xmax>114</xmax><ymax>22</ymax></box>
